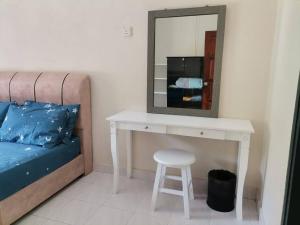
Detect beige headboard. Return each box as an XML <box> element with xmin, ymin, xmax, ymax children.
<box><xmin>0</xmin><ymin>72</ymin><xmax>93</xmax><ymax>175</ymax></box>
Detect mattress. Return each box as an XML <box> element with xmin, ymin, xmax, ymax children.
<box><xmin>0</xmin><ymin>137</ymin><xmax>81</xmax><ymax>201</ymax></box>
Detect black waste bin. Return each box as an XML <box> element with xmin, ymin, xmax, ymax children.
<box><xmin>207</xmin><ymin>170</ymin><xmax>237</xmax><ymax>212</ymax></box>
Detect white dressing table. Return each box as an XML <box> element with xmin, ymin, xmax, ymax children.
<box><xmin>107</xmin><ymin>111</ymin><xmax>254</xmax><ymax>220</ymax></box>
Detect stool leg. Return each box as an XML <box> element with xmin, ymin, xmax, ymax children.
<box><xmin>181</xmin><ymin>167</ymin><xmax>190</xmax><ymax>219</ymax></box>
<box><xmin>151</xmin><ymin>163</ymin><xmax>162</xmax><ymax>211</ymax></box>
<box><xmin>187</xmin><ymin>166</ymin><xmax>194</xmax><ymax>200</ymax></box>
<box><xmin>160</xmin><ymin>166</ymin><xmax>166</xmax><ymax>188</ymax></box>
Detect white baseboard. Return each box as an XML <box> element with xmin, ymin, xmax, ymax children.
<box><xmin>95</xmin><ymin>164</ymin><xmax>258</xmax><ymax>200</ymax></box>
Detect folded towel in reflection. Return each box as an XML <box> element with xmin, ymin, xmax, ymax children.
<box><xmin>175</xmin><ymin>78</ymin><xmax>203</xmax><ymax>89</ymax></box>
<box><xmin>183</xmin><ymin>95</ymin><xmax>202</xmax><ymax>102</ymax></box>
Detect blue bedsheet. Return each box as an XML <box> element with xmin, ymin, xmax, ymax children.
<box><xmin>0</xmin><ymin>137</ymin><xmax>80</xmax><ymax>200</ymax></box>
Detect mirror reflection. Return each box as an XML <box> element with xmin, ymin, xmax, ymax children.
<box><xmin>154</xmin><ymin>15</ymin><xmax>218</xmax><ymax>110</ymax></box>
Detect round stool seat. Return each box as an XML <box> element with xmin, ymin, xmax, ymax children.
<box><xmin>154</xmin><ymin>149</ymin><xmax>196</xmax><ymax>167</ymax></box>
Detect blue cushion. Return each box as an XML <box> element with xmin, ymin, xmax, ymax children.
<box><xmin>0</xmin><ymin>104</ymin><xmax>68</xmax><ymax>148</ymax></box>
<box><xmin>175</xmin><ymin>78</ymin><xmax>203</xmax><ymax>89</ymax></box>
<box><xmin>0</xmin><ymin>102</ymin><xmax>14</xmax><ymax>126</ymax></box>
<box><xmin>24</xmin><ymin>101</ymin><xmax>80</xmax><ymax>143</ymax></box>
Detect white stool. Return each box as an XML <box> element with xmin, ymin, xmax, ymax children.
<box><xmin>151</xmin><ymin>149</ymin><xmax>196</xmax><ymax>219</ymax></box>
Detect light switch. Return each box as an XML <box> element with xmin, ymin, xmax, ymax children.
<box><xmin>122</xmin><ymin>26</ymin><xmax>133</xmax><ymax>37</ymax></box>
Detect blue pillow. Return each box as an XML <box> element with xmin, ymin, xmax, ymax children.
<box><xmin>0</xmin><ymin>104</ymin><xmax>68</xmax><ymax>148</ymax></box>
<box><xmin>24</xmin><ymin>101</ymin><xmax>80</xmax><ymax>143</ymax></box>
<box><xmin>0</xmin><ymin>101</ymin><xmax>14</xmax><ymax>126</ymax></box>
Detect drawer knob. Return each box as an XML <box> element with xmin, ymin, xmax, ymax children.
<box><xmin>145</xmin><ymin>126</ymin><xmax>149</xmax><ymax>129</ymax></box>
<box><xmin>200</xmin><ymin>131</ymin><xmax>204</xmax><ymax>135</ymax></box>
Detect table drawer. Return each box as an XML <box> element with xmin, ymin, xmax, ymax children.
<box><xmin>118</xmin><ymin>122</ymin><xmax>166</xmax><ymax>134</ymax></box>
<box><xmin>167</xmin><ymin>126</ymin><xmax>225</xmax><ymax>140</ymax></box>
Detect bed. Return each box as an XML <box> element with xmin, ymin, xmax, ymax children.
<box><xmin>0</xmin><ymin>72</ymin><xmax>93</xmax><ymax>225</ymax></box>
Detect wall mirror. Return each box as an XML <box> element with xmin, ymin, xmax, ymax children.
<box><xmin>147</xmin><ymin>6</ymin><xmax>226</xmax><ymax>117</ymax></box>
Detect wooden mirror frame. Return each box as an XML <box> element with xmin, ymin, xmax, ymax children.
<box><xmin>147</xmin><ymin>5</ymin><xmax>226</xmax><ymax>117</ymax></box>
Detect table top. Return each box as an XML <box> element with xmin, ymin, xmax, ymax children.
<box><xmin>107</xmin><ymin>111</ymin><xmax>254</xmax><ymax>134</ymax></box>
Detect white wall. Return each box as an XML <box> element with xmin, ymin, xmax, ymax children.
<box><xmin>155</xmin><ymin>15</ymin><xmax>218</xmax><ymax>64</ymax></box>
<box><xmin>0</xmin><ymin>0</ymin><xmax>278</xmax><ymax>196</ymax></box>
<box><xmin>260</xmin><ymin>0</ymin><xmax>300</xmax><ymax>224</ymax></box>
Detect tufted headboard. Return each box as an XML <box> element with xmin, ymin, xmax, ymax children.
<box><xmin>0</xmin><ymin>71</ymin><xmax>93</xmax><ymax>174</ymax></box>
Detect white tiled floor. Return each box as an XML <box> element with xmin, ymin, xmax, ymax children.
<box><xmin>14</xmin><ymin>172</ymin><xmax>259</xmax><ymax>225</ymax></box>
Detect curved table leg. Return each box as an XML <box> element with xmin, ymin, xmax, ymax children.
<box><xmin>110</xmin><ymin>121</ymin><xmax>119</xmax><ymax>194</ymax></box>
<box><xmin>126</xmin><ymin>130</ymin><xmax>132</xmax><ymax>178</ymax></box>
<box><xmin>236</xmin><ymin>135</ymin><xmax>250</xmax><ymax>220</ymax></box>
